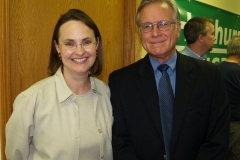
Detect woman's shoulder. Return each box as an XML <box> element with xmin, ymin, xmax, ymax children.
<box><xmin>91</xmin><ymin>77</ymin><xmax>107</xmax><ymax>85</ymax></box>
<box><xmin>19</xmin><ymin>76</ymin><xmax>55</xmax><ymax>98</ymax></box>
<box><xmin>91</xmin><ymin>77</ymin><xmax>110</xmax><ymax>94</ymax></box>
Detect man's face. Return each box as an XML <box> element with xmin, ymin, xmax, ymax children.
<box><xmin>139</xmin><ymin>2</ymin><xmax>181</xmax><ymax>62</ymax></box>
<box><xmin>202</xmin><ymin>22</ymin><xmax>216</xmax><ymax>52</ymax></box>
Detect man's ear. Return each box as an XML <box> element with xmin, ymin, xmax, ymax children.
<box><xmin>177</xmin><ymin>22</ymin><xmax>181</xmax><ymax>38</ymax></box>
<box><xmin>198</xmin><ymin>34</ymin><xmax>204</xmax><ymax>42</ymax></box>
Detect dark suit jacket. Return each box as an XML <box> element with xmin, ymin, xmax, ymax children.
<box><xmin>108</xmin><ymin>52</ymin><xmax>230</xmax><ymax>160</ymax></box>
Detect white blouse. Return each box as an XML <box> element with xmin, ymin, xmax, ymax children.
<box><xmin>6</xmin><ymin>68</ymin><xmax>113</xmax><ymax>160</ymax></box>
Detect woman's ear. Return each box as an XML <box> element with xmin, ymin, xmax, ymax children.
<box><xmin>54</xmin><ymin>40</ymin><xmax>60</xmax><ymax>53</ymax></box>
<box><xmin>96</xmin><ymin>37</ymin><xmax>99</xmax><ymax>49</ymax></box>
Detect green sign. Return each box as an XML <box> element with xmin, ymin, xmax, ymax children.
<box><xmin>176</xmin><ymin>0</ymin><xmax>240</xmax><ymax>63</ymax></box>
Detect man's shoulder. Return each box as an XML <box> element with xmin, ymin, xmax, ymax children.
<box><xmin>179</xmin><ymin>46</ymin><xmax>188</xmax><ymax>55</ymax></box>
<box><xmin>110</xmin><ymin>57</ymin><xmax>146</xmax><ymax>76</ymax></box>
<box><xmin>177</xmin><ymin>52</ymin><xmax>216</xmax><ymax>70</ymax></box>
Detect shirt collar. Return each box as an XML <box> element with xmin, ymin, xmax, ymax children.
<box><xmin>90</xmin><ymin>77</ymin><xmax>101</xmax><ymax>96</ymax></box>
<box><xmin>185</xmin><ymin>46</ymin><xmax>207</xmax><ymax>60</ymax></box>
<box><xmin>149</xmin><ymin>51</ymin><xmax>177</xmax><ymax>73</ymax></box>
<box><xmin>54</xmin><ymin>67</ymin><xmax>101</xmax><ymax>103</ymax></box>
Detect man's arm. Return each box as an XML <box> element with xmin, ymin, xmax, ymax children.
<box><xmin>196</xmin><ymin>67</ymin><xmax>230</xmax><ymax>160</ymax></box>
<box><xmin>109</xmin><ymin>72</ymin><xmax>139</xmax><ymax>160</ymax></box>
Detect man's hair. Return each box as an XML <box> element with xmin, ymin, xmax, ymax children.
<box><xmin>183</xmin><ymin>17</ymin><xmax>213</xmax><ymax>44</ymax></box>
<box><xmin>227</xmin><ymin>35</ymin><xmax>240</xmax><ymax>57</ymax></box>
<box><xmin>136</xmin><ymin>0</ymin><xmax>180</xmax><ymax>26</ymax></box>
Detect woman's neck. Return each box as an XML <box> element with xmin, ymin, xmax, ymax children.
<box><xmin>63</xmin><ymin>70</ymin><xmax>91</xmax><ymax>95</ymax></box>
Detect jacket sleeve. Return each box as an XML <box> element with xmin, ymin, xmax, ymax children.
<box><xmin>195</xmin><ymin>67</ymin><xmax>230</xmax><ymax>160</ymax></box>
<box><xmin>108</xmin><ymin>72</ymin><xmax>139</xmax><ymax>160</ymax></box>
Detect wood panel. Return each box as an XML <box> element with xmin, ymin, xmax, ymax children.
<box><xmin>1</xmin><ymin>0</ymin><xmax>142</xmax><ymax>159</ymax></box>
<box><xmin>0</xmin><ymin>0</ymin><xmax>11</xmax><ymax>159</ymax></box>
<box><xmin>124</xmin><ymin>0</ymin><xmax>142</xmax><ymax>66</ymax></box>
<box><xmin>9</xmin><ymin>0</ymin><xmax>125</xmax><ymax>103</ymax></box>
<box><xmin>2</xmin><ymin>0</ymin><xmax>125</xmax><ymax>160</ymax></box>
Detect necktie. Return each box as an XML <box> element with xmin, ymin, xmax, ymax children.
<box><xmin>158</xmin><ymin>64</ymin><xmax>174</xmax><ymax>160</ymax></box>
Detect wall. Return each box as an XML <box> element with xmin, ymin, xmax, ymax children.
<box><xmin>0</xmin><ymin>0</ymin><xmax>11</xmax><ymax>160</ymax></box>
<box><xmin>196</xmin><ymin>0</ymin><xmax>240</xmax><ymax>15</ymax></box>
<box><xmin>9</xmin><ymin>0</ymin><xmax>124</xmax><ymax>102</ymax></box>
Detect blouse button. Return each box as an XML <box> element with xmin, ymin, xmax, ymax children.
<box><xmin>101</xmin><ymin>155</ymin><xmax>104</xmax><ymax>159</ymax></box>
<box><xmin>98</xmin><ymin>129</ymin><xmax>102</xmax><ymax>133</ymax></box>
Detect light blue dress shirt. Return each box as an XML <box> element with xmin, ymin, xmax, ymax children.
<box><xmin>149</xmin><ymin>52</ymin><xmax>177</xmax><ymax>96</ymax></box>
<box><xmin>180</xmin><ymin>46</ymin><xmax>207</xmax><ymax>60</ymax></box>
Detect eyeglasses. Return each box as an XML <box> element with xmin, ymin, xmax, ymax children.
<box><xmin>139</xmin><ymin>20</ymin><xmax>176</xmax><ymax>33</ymax></box>
<box><xmin>59</xmin><ymin>40</ymin><xmax>97</xmax><ymax>51</ymax></box>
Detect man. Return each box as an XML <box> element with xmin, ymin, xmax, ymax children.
<box><xmin>218</xmin><ymin>35</ymin><xmax>240</xmax><ymax>160</ymax></box>
<box><xmin>108</xmin><ymin>0</ymin><xmax>230</xmax><ymax>160</ymax></box>
<box><xmin>180</xmin><ymin>17</ymin><xmax>216</xmax><ymax>60</ymax></box>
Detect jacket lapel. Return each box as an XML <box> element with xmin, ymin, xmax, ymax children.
<box><xmin>135</xmin><ymin>53</ymin><xmax>196</xmax><ymax>147</ymax></box>
<box><xmin>136</xmin><ymin>55</ymin><xmax>163</xmax><ymax>137</ymax></box>
<box><xmin>171</xmin><ymin>53</ymin><xmax>196</xmax><ymax>148</ymax></box>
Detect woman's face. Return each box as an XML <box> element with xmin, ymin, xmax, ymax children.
<box><xmin>55</xmin><ymin>20</ymin><xmax>98</xmax><ymax>77</ymax></box>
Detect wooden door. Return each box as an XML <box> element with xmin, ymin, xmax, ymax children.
<box><xmin>9</xmin><ymin>0</ymin><xmax>125</xmax><ymax>102</ymax></box>
<box><xmin>1</xmin><ymin>0</ymin><xmax>142</xmax><ymax>159</ymax></box>
<box><xmin>0</xmin><ymin>0</ymin><xmax>11</xmax><ymax>160</ymax></box>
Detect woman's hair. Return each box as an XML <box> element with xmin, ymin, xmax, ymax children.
<box><xmin>47</xmin><ymin>9</ymin><xmax>103</xmax><ymax>76</ymax></box>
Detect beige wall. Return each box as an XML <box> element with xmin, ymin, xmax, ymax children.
<box><xmin>196</xmin><ymin>0</ymin><xmax>240</xmax><ymax>15</ymax></box>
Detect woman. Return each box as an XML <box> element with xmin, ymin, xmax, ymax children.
<box><xmin>6</xmin><ymin>9</ymin><xmax>113</xmax><ymax>160</ymax></box>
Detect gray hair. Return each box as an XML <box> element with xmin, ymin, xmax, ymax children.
<box><xmin>227</xmin><ymin>35</ymin><xmax>240</xmax><ymax>56</ymax></box>
<box><xmin>136</xmin><ymin>0</ymin><xmax>180</xmax><ymax>26</ymax></box>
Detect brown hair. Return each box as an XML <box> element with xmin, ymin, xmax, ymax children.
<box><xmin>47</xmin><ymin>9</ymin><xmax>103</xmax><ymax>77</ymax></box>
<box><xmin>183</xmin><ymin>17</ymin><xmax>213</xmax><ymax>44</ymax></box>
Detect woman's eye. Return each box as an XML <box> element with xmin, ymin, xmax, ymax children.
<box><xmin>65</xmin><ymin>42</ymin><xmax>75</xmax><ymax>46</ymax></box>
<box><xmin>83</xmin><ymin>41</ymin><xmax>92</xmax><ymax>45</ymax></box>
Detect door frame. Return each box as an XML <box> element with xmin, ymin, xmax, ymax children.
<box><xmin>0</xmin><ymin>0</ymin><xmax>11</xmax><ymax>160</ymax></box>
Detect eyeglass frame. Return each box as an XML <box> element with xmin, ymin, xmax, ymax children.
<box><xmin>58</xmin><ymin>40</ymin><xmax>98</xmax><ymax>51</ymax></box>
<box><xmin>139</xmin><ymin>20</ymin><xmax>177</xmax><ymax>33</ymax></box>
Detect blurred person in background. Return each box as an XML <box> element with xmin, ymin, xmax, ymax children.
<box><xmin>180</xmin><ymin>16</ymin><xmax>216</xmax><ymax>60</ymax></box>
<box><xmin>218</xmin><ymin>35</ymin><xmax>240</xmax><ymax>160</ymax></box>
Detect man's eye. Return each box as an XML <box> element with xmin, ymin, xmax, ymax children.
<box><xmin>160</xmin><ymin>23</ymin><xmax>167</xmax><ymax>26</ymax></box>
<box><xmin>143</xmin><ymin>24</ymin><xmax>151</xmax><ymax>29</ymax></box>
